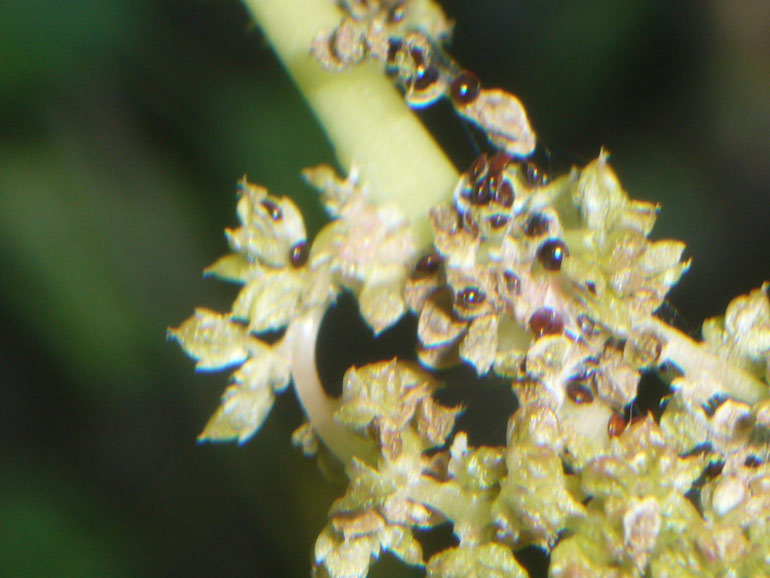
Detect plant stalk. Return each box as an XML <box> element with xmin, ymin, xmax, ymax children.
<box><xmin>241</xmin><ymin>0</ymin><xmax>459</xmax><ymax>246</ymax></box>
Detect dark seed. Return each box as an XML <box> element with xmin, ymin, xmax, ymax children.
<box><xmin>528</xmin><ymin>307</ymin><xmax>564</xmax><ymax>337</ymax></box>
<box><xmin>289</xmin><ymin>241</ymin><xmax>308</xmax><ymax>267</ymax></box>
<box><xmin>524</xmin><ymin>213</ymin><xmax>550</xmax><ymax>237</ymax></box>
<box><xmin>566</xmin><ymin>382</ymin><xmax>594</xmax><ymax>404</ymax></box>
<box><xmin>608</xmin><ymin>411</ymin><xmax>627</xmax><ymax>437</ymax></box>
<box><xmin>450</xmin><ymin>70</ymin><xmax>481</xmax><ymax>106</ymax></box>
<box><xmin>386</xmin><ymin>37</ymin><xmax>402</xmax><ymax>65</ymax></box>
<box><xmin>705</xmin><ymin>460</ymin><xmax>725</xmax><ymax>479</ymax></box>
<box><xmin>503</xmin><ymin>271</ymin><xmax>520</xmax><ymax>293</ymax></box>
<box><xmin>409</xmin><ymin>45</ymin><xmax>425</xmax><ymax>67</ymax></box>
<box><xmin>585</xmin><ymin>281</ymin><xmax>597</xmax><ymax>294</ymax></box>
<box><xmin>414</xmin><ymin>65</ymin><xmax>440</xmax><ymax>91</ymax></box>
<box><xmin>487</xmin><ymin>152</ymin><xmax>511</xmax><ymax>179</ymax></box>
<box><xmin>486</xmin><ymin>153</ymin><xmax>510</xmax><ymax>197</ymax></box>
<box><xmin>537</xmin><ymin>238</ymin><xmax>568</xmax><ymax>271</ymax></box>
<box><xmin>487</xmin><ymin>214</ymin><xmax>510</xmax><ymax>229</ymax></box>
<box><xmin>415</xmin><ymin>252</ymin><xmax>442</xmax><ymax>275</ymax></box>
<box><xmin>493</xmin><ymin>181</ymin><xmax>514</xmax><ymax>208</ymax></box>
<box><xmin>744</xmin><ymin>455</ymin><xmax>763</xmax><ymax>468</ymax></box>
<box><xmin>261</xmin><ymin>199</ymin><xmax>283</xmax><ymax>221</ymax></box>
<box><xmin>456</xmin><ymin>286</ymin><xmax>486</xmax><ymax>308</ymax></box>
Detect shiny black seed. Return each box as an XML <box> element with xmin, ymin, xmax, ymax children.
<box><xmin>492</xmin><ymin>181</ymin><xmax>514</xmax><ymax>208</ymax></box>
<box><xmin>524</xmin><ymin>213</ymin><xmax>549</xmax><ymax>237</ymax></box>
<box><xmin>289</xmin><ymin>241</ymin><xmax>308</xmax><ymax>267</ymax></box>
<box><xmin>487</xmin><ymin>214</ymin><xmax>510</xmax><ymax>229</ymax></box>
<box><xmin>414</xmin><ymin>64</ymin><xmax>440</xmax><ymax>91</ymax></box>
<box><xmin>528</xmin><ymin>307</ymin><xmax>564</xmax><ymax>337</ymax></box>
<box><xmin>456</xmin><ymin>286</ymin><xmax>486</xmax><ymax>308</ymax></box>
<box><xmin>450</xmin><ymin>70</ymin><xmax>481</xmax><ymax>106</ymax></box>
<box><xmin>261</xmin><ymin>199</ymin><xmax>283</xmax><ymax>221</ymax></box>
<box><xmin>537</xmin><ymin>238</ymin><xmax>568</xmax><ymax>271</ymax></box>
<box><xmin>566</xmin><ymin>382</ymin><xmax>594</xmax><ymax>404</ymax></box>
<box><xmin>415</xmin><ymin>252</ymin><xmax>442</xmax><ymax>275</ymax></box>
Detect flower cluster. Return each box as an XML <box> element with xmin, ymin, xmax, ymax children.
<box><xmin>173</xmin><ymin>1</ymin><xmax>770</xmax><ymax>576</ymax></box>
<box><xmin>169</xmin><ymin>168</ymin><xmax>415</xmax><ymax>445</ymax></box>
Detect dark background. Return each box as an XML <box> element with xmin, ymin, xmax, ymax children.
<box><xmin>1</xmin><ymin>1</ymin><xmax>768</xmax><ymax>576</ymax></box>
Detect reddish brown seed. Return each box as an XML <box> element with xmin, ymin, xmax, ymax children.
<box><xmin>456</xmin><ymin>286</ymin><xmax>486</xmax><ymax>308</ymax></box>
<box><xmin>450</xmin><ymin>70</ymin><xmax>481</xmax><ymax>106</ymax></box>
<box><xmin>566</xmin><ymin>382</ymin><xmax>594</xmax><ymax>404</ymax></box>
<box><xmin>528</xmin><ymin>307</ymin><xmax>564</xmax><ymax>337</ymax></box>
<box><xmin>487</xmin><ymin>152</ymin><xmax>512</xmax><ymax>178</ymax></box>
<box><xmin>524</xmin><ymin>213</ymin><xmax>549</xmax><ymax>237</ymax></box>
<box><xmin>415</xmin><ymin>252</ymin><xmax>443</xmax><ymax>275</ymax></box>
<box><xmin>289</xmin><ymin>241</ymin><xmax>308</xmax><ymax>267</ymax></box>
<box><xmin>487</xmin><ymin>214</ymin><xmax>510</xmax><ymax>229</ymax></box>
<box><xmin>261</xmin><ymin>199</ymin><xmax>283</xmax><ymax>221</ymax></box>
<box><xmin>486</xmin><ymin>152</ymin><xmax>510</xmax><ymax>197</ymax></box>
<box><xmin>495</xmin><ymin>181</ymin><xmax>515</xmax><ymax>208</ymax></box>
<box><xmin>607</xmin><ymin>411</ymin><xmax>627</xmax><ymax>438</ymax></box>
<box><xmin>537</xmin><ymin>239</ymin><xmax>568</xmax><ymax>271</ymax></box>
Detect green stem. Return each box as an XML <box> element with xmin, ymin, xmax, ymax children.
<box><xmin>243</xmin><ymin>0</ymin><xmax>458</xmax><ymax>464</ymax></box>
<box><xmin>241</xmin><ymin>0</ymin><xmax>458</xmax><ymax>246</ymax></box>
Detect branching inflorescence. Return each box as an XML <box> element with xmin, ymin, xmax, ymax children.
<box><xmin>170</xmin><ymin>1</ymin><xmax>770</xmax><ymax>576</ymax></box>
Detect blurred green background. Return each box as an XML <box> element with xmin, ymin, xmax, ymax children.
<box><xmin>1</xmin><ymin>1</ymin><xmax>768</xmax><ymax>576</ymax></box>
